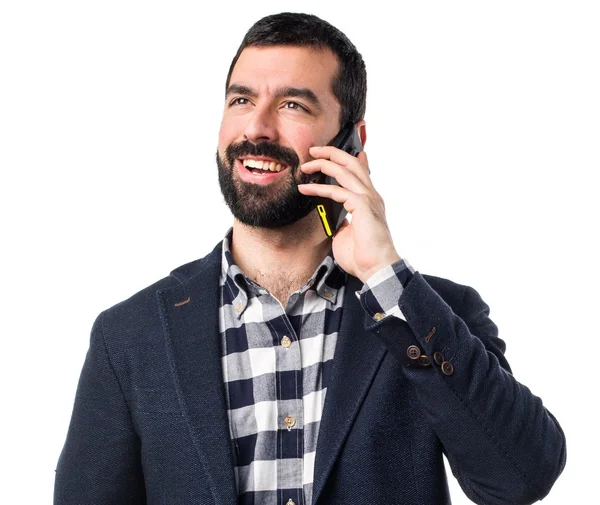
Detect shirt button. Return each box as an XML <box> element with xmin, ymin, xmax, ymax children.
<box><xmin>323</xmin><ymin>290</ymin><xmax>333</xmax><ymax>299</ymax></box>
<box><xmin>281</xmin><ymin>336</ymin><xmax>292</xmax><ymax>348</ymax></box>
<box><xmin>441</xmin><ymin>361</ymin><xmax>454</xmax><ymax>376</ymax></box>
<box><xmin>286</xmin><ymin>500</ymin><xmax>296</xmax><ymax>505</ymax></box>
<box><xmin>433</xmin><ymin>351</ymin><xmax>444</xmax><ymax>365</ymax></box>
<box><xmin>235</xmin><ymin>302</ymin><xmax>243</xmax><ymax>313</ymax></box>
<box><xmin>407</xmin><ymin>345</ymin><xmax>421</xmax><ymax>360</ymax></box>
<box><xmin>284</xmin><ymin>416</ymin><xmax>296</xmax><ymax>430</ymax></box>
<box><xmin>373</xmin><ymin>312</ymin><xmax>385</xmax><ymax>321</ymax></box>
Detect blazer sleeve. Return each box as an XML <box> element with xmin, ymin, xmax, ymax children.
<box><xmin>366</xmin><ymin>272</ymin><xmax>566</xmax><ymax>505</ymax></box>
<box><xmin>54</xmin><ymin>312</ymin><xmax>146</xmax><ymax>504</ymax></box>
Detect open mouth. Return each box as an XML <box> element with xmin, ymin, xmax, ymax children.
<box><xmin>235</xmin><ymin>158</ymin><xmax>292</xmax><ymax>185</ymax></box>
<box><xmin>236</xmin><ymin>158</ymin><xmax>290</xmax><ymax>185</ymax></box>
<box><xmin>240</xmin><ymin>158</ymin><xmax>290</xmax><ymax>174</ymax></box>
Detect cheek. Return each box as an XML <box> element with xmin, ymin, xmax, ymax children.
<box><xmin>218</xmin><ymin>116</ymin><xmax>239</xmax><ymax>145</ymax></box>
<box><xmin>216</xmin><ymin>127</ymin><xmax>234</xmax><ymax>166</ymax></box>
<box><xmin>285</xmin><ymin>125</ymin><xmax>318</xmax><ymax>162</ymax></box>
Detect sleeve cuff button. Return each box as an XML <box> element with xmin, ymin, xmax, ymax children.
<box><xmin>418</xmin><ymin>355</ymin><xmax>432</xmax><ymax>367</ymax></box>
<box><xmin>407</xmin><ymin>345</ymin><xmax>421</xmax><ymax>360</ymax></box>
<box><xmin>441</xmin><ymin>361</ymin><xmax>454</xmax><ymax>376</ymax></box>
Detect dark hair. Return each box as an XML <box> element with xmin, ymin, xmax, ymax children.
<box><xmin>225</xmin><ymin>12</ymin><xmax>366</xmax><ymax>128</ymax></box>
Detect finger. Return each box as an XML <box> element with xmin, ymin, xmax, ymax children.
<box><xmin>298</xmin><ymin>183</ymin><xmax>371</xmax><ymax>217</ymax></box>
<box><xmin>309</xmin><ymin>145</ymin><xmax>371</xmax><ymax>184</ymax></box>
<box><xmin>297</xmin><ymin>181</ymin><xmax>353</xmax><ymax>204</ymax></box>
<box><xmin>301</xmin><ymin>159</ymin><xmax>370</xmax><ymax>194</ymax></box>
<box><xmin>357</xmin><ymin>151</ymin><xmax>371</xmax><ymax>175</ymax></box>
<box><xmin>309</xmin><ymin>146</ymin><xmax>372</xmax><ymax>186</ymax></box>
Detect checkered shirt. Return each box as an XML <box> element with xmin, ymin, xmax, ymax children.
<box><xmin>218</xmin><ymin>230</ymin><xmax>415</xmax><ymax>505</ymax></box>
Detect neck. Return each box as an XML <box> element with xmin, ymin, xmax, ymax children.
<box><xmin>230</xmin><ymin>212</ymin><xmax>331</xmax><ymax>303</ymax></box>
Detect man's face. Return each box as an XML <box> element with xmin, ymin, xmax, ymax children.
<box><xmin>217</xmin><ymin>45</ymin><xmax>342</xmax><ymax>228</ymax></box>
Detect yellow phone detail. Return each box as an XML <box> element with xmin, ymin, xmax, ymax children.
<box><xmin>317</xmin><ymin>205</ymin><xmax>333</xmax><ymax>237</ymax></box>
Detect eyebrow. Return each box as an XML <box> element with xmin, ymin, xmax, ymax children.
<box><xmin>225</xmin><ymin>84</ymin><xmax>323</xmax><ymax>112</ymax></box>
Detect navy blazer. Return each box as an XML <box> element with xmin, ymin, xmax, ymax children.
<box><xmin>54</xmin><ymin>241</ymin><xmax>566</xmax><ymax>505</ymax></box>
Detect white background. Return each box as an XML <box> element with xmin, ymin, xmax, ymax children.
<box><xmin>1</xmin><ymin>1</ymin><xmax>598</xmax><ymax>503</ymax></box>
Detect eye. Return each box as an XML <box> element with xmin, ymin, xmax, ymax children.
<box><xmin>284</xmin><ymin>101</ymin><xmax>308</xmax><ymax>112</ymax></box>
<box><xmin>229</xmin><ymin>97</ymin><xmax>251</xmax><ymax>106</ymax></box>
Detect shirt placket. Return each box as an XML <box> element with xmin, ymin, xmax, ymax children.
<box><xmin>267</xmin><ymin>293</ymin><xmax>305</xmax><ymax>505</ymax></box>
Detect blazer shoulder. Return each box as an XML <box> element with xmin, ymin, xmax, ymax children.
<box><xmin>98</xmin><ymin>274</ymin><xmax>178</xmax><ymax>336</ymax></box>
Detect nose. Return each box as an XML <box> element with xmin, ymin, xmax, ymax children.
<box><xmin>243</xmin><ymin>103</ymin><xmax>280</xmax><ymax>144</ymax></box>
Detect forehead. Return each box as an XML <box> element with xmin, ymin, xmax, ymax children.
<box><xmin>229</xmin><ymin>45</ymin><xmax>340</xmax><ymax>102</ymax></box>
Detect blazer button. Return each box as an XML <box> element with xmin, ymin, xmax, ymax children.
<box><xmin>407</xmin><ymin>345</ymin><xmax>421</xmax><ymax>360</ymax></box>
<box><xmin>433</xmin><ymin>351</ymin><xmax>444</xmax><ymax>365</ymax></box>
<box><xmin>418</xmin><ymin>355</ymin><xmax>431</xmax><ymax>367</ymax></box>
<box><xmin>441</xmin><ymin>361</ymin><xmax>454</xmax><ymax>376</ymax></box>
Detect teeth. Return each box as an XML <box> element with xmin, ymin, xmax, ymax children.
<box><xmin>243</xmin><ymin>159</ymin><xmax>286</xmax><ymax>172</ymax></box>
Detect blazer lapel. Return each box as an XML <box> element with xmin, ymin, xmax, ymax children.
<box><xmin>156</xmin><ymin>244</ymin><xmax>237</xmax><ymax>505</ymax></box>
<box><xmin>156</xmin><ymin>245</ymin><xmax>389</xmax><ymax>505</ymax></box>
<box><xmin>311</xmin><ymin>275</ymin><xmax>388</xmax><ymax>505</ymax></box>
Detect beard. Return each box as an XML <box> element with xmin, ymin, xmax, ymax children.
<box><xmin>216</xmin><ymin>140</ymin><xmax>316</xmax><ymax>228</ymax></box>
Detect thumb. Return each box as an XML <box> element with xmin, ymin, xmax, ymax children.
<box><xmin>333</xmin><ymin>217</ymin><xmax>351</xmax><ymax>238</ymax></box>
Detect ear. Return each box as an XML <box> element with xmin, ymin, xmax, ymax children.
<box><xmin>355</xmin><ymin>120</ymin><xmax>367</xmax><ymax>148</ymax></box>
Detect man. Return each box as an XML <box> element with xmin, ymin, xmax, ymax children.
<box><xmin>54</xmin><ymin>12</ymin><xmax>566</xmax><ymax>505</ymax></box>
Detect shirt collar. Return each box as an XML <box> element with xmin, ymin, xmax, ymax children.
<box><xmin>220</xmin><ymin>228</ymin><xmax>346</xmax><ymax>318</ymax></box>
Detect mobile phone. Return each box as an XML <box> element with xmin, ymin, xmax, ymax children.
<box><xmin>310</xmin><ymin>121</ymin><xmax>363</xmax><ymax>238</ymax></box>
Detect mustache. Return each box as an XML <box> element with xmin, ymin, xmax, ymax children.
<box><xmin>225</xmin><ymin>140</ymin><xmax>300</xmax><ymax>172</ymax></box>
